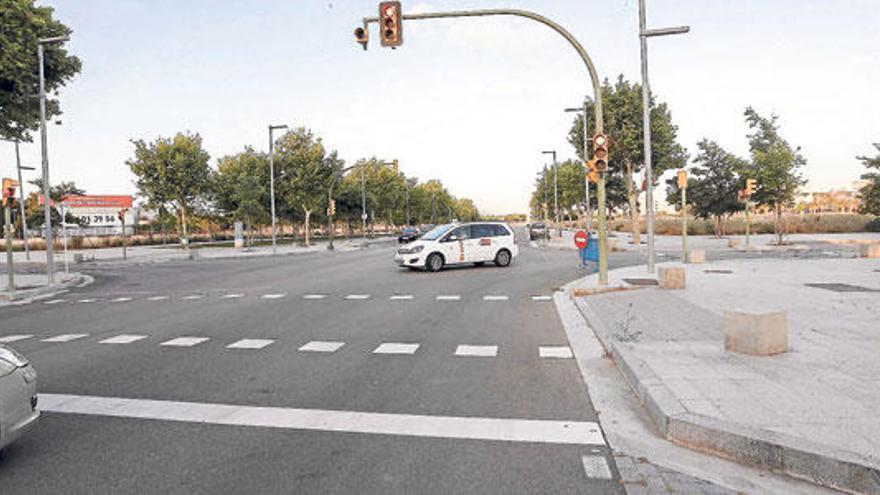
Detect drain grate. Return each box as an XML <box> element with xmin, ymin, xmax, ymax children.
<box><xmin>623</xmin><ymin>278</ymin><xmax>659</xmax><ymax>286</ymax></box>
<box><xmin>805</xmin><ymin>283</ymin><xmax>879</xmax><ymax>293</ymax></box>
<box><xmin>704</xmin><ymin>269</ymin><xmax>733</xmax><ymax>274</ymax></box>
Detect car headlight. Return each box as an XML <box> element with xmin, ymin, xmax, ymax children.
<box><xmin>411</xmin><ymin>245</ymin><xmax>424</xmax><ymax>253</ymax></box>
<box><xmin>0</xmin><ymin>345</ymin><xmax>27</xmax><ymax>368</ymax></box>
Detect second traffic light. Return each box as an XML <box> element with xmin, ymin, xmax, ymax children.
<box><xmin>379</xmin><ymin>1</ymin><xmax>403</xmax><ymax>47</ymax></box>
<box><xmin>592</xmin><ymin>133</ymin><xmax>609</xmax><ymax>172</ymax></box>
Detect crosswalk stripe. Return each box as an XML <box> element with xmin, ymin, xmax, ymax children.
<box><xmin>260</xmin><ymin>294</ymin><xmax>286</xmax><ymax>300</ymax></box>
<box><xmin>0</xmin><ymin>334</ymin><xmax>33</xmax><ymax>343</ymax></box>
<box><xmin>146</xmin><ymin>296</ymin><xmax>169</xmax><ymax>301</ymax></box>
<box><xmin>389</xmin><ymin>294</ymin><xmax>414</xmax><ymax>300</ymax></box>
<box><xmin>220</xmin><ymin>293</ymin><xmax>244</xmax><ymax>299</ymax></box>
<box><xmin>160</xmin><ymin>337</ymin><xmax>210</xmax><ymax>347</ymax></box>
<box><xmin>581</xmin><ymin>455</ymin><xmax>613</xmax><ymax>479</ymax></box>
<box><xmin>345</xmin><ymin>294</ymin><xmax>370</xmax><ymax>300</ymax></box>
<box><xmin>226</xmin><ymin>339</ymin><xmax>274</xmax><ymax>349</ymax></box>
<box><xmin>454</xmin><ymin>345</ymin><xmax>498</xmax><ymax>357</ymax></box>
<box><xmin>531</xmin><ymin>295</ymin><xmax>553</xmax><ymax>301</ymax></box>
<box><xmin>483</xmin><ymin>295</ymin><xmax>509</xmax><ymax>301</ymax></box>
<box><xmin>302</xmin><ymin>294</ymin><xmax>328</xmax><ymax>300</ymax></box>
<box><xmin>100</xmin><ymin>335</ymin><xmax>147</xmax><ymax>344</ymax></box>
<box><xmin>42</xmin><ymin>334</ymin><xmax>89</xmax><ymax>343</ymax></box>
<box><xmin>373</xmin><ymin>343</ymin><xmax>420</xmax><ymax>355</ymax></box>
<box><xmin>77</xmin><ymin>299</ymin><xmax>96</xmax><ymax>303</ymax></box>
<box><xmin>298</xmin><ymin>341</ymin><xmax>345</xmax><ymax>353</ymax></box>
<box><xmin>182</xmin><ymin>295</ymin><xmax>204</xmax><ymax>300</ymax></box>
<box><xmin>539</xmin><ymin>346</ymin><xmax>573</xmax><ymax>359</ymax></box>
<box><xmin>44</xmin><ymin>299</ymin><xmax>66</xmax><ymax>305</ymax></box>
<box><xmin>436</xmin><ymin>295</ymin><xmax>461</xmax><ymax>301</ymax></box>
<box><xmin>111</xmin><ymin>297</ymin><xmax>133</xmax><ymax>303</ymax></box>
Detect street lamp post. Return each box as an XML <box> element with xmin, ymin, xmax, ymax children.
<box><xmin>14</xmin><ymin>141</ymin><xmax>34</xmax><ymax>261</ymax></box>
<box><xmin>638</xmin><ymin>0</ymin><xmax>689</xmax><ymax>274</ymax></box>
<box><xmin>268</xmin><ymin>124</ymin><xmax>288</xmax><ymax>255</ymax></box>
<box><xmin>360</xmin><ymin>165</ymin><xmax>367</xmax><ymax>242</ymax></box>
<box><xmin>38</xmin><ymin>35</ymin><xmax>69</xmax><ymax>285</ymax></box>
<box><xmin>541</xmin><ymin>150</ymin><xmax>557</xmax><ymax>232</ymax></box>
<box><xmin>565</xmin><ymin>102</ymin><xmax>591</xmax><ymax>230</ymax></box>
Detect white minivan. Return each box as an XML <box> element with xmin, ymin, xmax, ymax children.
<box><xmin>394</xmin><ymin>222</ymin><xmax>518</xmax><ymax>272</ymax></box>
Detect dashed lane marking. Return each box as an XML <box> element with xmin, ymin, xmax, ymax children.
<box><xmin>260</xmin><ymin>294</ymin><xmax>286</xmax><ymax>300</ymax></box>
<box><xmin>436</xmin><ymin>295</ymin><xmax>461</xmax><ymax>301</ymax></box>
<box><xmin>454</xmin><ymin>345</ymin><xmax>498</xmax><ymax>357</ymax></box>
<box><xmin>298</xmin><ymin>341</ymin><xmax>345</xmax><ymax>353</ymax></box>
<box><xmin>483</xmin><ymin>295</ymin><xmax>509</xmax><ymax>301</ymax></box>
<box><xmin>302</xmin><ymin>294</ymin><xmax>328</xmax><ymax>300</ymax></box>
<box><xmin>44</xmin><ymin>299</ymin><xmax>66</xmax><ymax>305</ymax></box>
<box><xmin>42</xmin><ymin>334</ymin><xmax>89</xmax><ymax>343</ymax></box>
<box><xmin>77</xmin><ymin>299</ymin><xmax>96</xmax><ymax>303</ymax></box>
<box><xmin>0</xmin><ymin>334</ymin><xmax>33</xmax><ymax>343</ymax></box>
<box><xmin>539</xmin><ymin>346</ymin><xmax>574</xmax><ymax>359</ymax></box>
<box><xmin>344</xmin><ymin>294</ymin><xmax>371</xmax><ymax>300</ymax></box>
<box><xmin>100</xmin><ymin>335</ymin><xmax>147</xmax><ymax>345</ymax></box>
<box><xmin>581</xmin><ymin>455</ymin><xmax>613</xmax><ymax>479</ymax></box>
<box><xmin>40</xmin><ymin>394</ymin><xmax>607</xmax><ymax>446</ymax></box>
<box><xmin>111</xmin><ymin>297</ymin><xmax>133</xmax><ymax>303</ymax></box>
<box><xmin>389</xmin><ymin>294</ymin><xmax>414</xmax><ymax>300</ymax></box>
<box><xmin>373</xmin><ymin>343</ymin><xmax>420</xmax><ymax>355</ymax></box>
<box><xmin>226</xmin><ymin>339</ymin><xmax>275</xmax><ymax>350</ymax></box>
<box><xmin>182</xmin><ymin>295</ymin><xmax>204</xmax><ymax>301</ymax></box>
<box><xmin>220</xmin><ymin>294</ymin><xmax>244</xmax><ymax>299</ymax></box>
<box><xmin>146</xmin><ymin>296</ymin><xmax>169</xmax><ymax>301</ymax></box>
<box><xmin>160</xmin><ymin>337</ymin><xmax>210</xmax><ymax>347</ymax></box>
<box><xmin>531</xmin><ymin>295</ymin><xmax>553</xmax><ymax>301</ymax></box>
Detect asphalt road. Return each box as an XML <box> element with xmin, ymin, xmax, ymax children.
<box><xmin>0</xmin><ymin>240</ymin><xmax>627</xmax><ymax>494</ymax></box>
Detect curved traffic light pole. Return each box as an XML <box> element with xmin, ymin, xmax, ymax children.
<box><xmin>326</xmin><ymin>164</ymin><xmax>359</xmax><ymax>251</ymax></box>
<box><xmin>360</xmin><ymin>8</ymin><xmax>610</xmax><ymax>285</ymax></box>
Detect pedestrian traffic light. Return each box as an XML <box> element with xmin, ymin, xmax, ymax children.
<box><xmin>379</xmin><ymin>1</ymin><xmax>402</xmax><ymax>48</ymax></box>
<box><xmin>354</xmin><ymin>25</ymin><xmax>369</xmax><ymax>50</ymax></box>
<box><xmin>745</xmin><ymin>178</ymin><xmax>757</xmax><ymax>197</ymax></box>
<box><xmin>592</xmin><ymin>133</ymin><xmax>609</xmax><ymax>172</ymax></box>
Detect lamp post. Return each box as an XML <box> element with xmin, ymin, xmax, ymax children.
<box><xmin>638</xmin><ymin>0</ymin><xmax>689</xmax><ymax>273</ymax></box>
<box><xmin>541</xmin><ymin>150</ymin><xmax>557</xmax><ymax>231</ymax></box>
<box><xmin>14</xmin><ymin>141</ymin><xmax>34</xmax><ymax>260</ymax></box>
<box><xmin>268</xmin><ymin>124</ymin><xmax>288</xmax><ymax>255</ymax></box>
<box><xmin>565</xmin><ymin>103</ymin><xmax>591</xmax><ymax>230</ymax></box>
<box><xmin>38</xmin><ymin>35</ymin><xmax>70</xmax><ymax>285</ymax></box>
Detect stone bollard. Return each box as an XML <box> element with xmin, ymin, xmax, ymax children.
<box><xmin>658</xmin><ymin>266</ymin><xmax>685</xmax><ymax>289</ymax></box>
<box><xmin>860</xmin><ymin>243</ymin><xmax>880</xmax><ymax>258</ymax></box>
<box><xmin>728</xmin><ymin>238</ymin><xmax>740</xmax><ymax>248</ymax></box>
<box><xmin>724</xmin><ymin>310</ymin><xmax>788</xmax><ymax>356</ymax></box>
<box><xmin>689</xmin><ymin>249</ymin><xmax>706</xmax><ymax>264</ymax></box>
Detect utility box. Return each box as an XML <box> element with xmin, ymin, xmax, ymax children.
<box><xmin>724</xmin><ymin>310</ymin><xmax>788</xmax><ymax>356</ymax></box>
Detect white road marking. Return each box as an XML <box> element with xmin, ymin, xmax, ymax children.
<box><xmin>260</xmin><ymin>293</ymin><xmax>286</xmax><ymax>300</ymax></box>
<box><xmin>531</xmin><ymin>295</ymin><xmax>553</xmax><ymax>301</ymax></box>
<box><xmin>182</xmin><ymin>295</ymin><xmax>204</xmax><ymax>300</ymax></box>
<box><xmin>436</xmin><ymin>295</ymin><xmax>461</xmax><ymax>301</ymax></box>
<box><xmin>100</xmin><ymin>335</ymin><xmax>147</xmax><ymax>345</ymax></box>
<box><xmin>227</xmin><ymin>339</ymin><xmax>275</xmax><ymax>350</ymax></box>
<box><xmin>220</xmin><ymin>293</ymin><xmax>244</xmax><ymax>299</ymax></box>
<box><xmin>389</xmin><ymin>294</ymin><xmax>414</xmax><ymax>300</ymax></box>
<box><xmin>298</xmin><ymin>341</ymin><xmax>345</xmax><ymax>353</ymax></box>
<box><xmin>111</xmin><ymin>297</ymin><xmax>133</xmax><ymax>303</ymax></box>
<box><xmin>581</xmin><ymin>455</ymin><xmax>613</xmax><ymax>479</ymax></box>
<box><xmin>44</xmin><ymin>299</ymin><xmax>66</xmax><ymax>305</ymax></box>
<box><xmin>454</xmin><ymin>345</ymin><xmax>498</xmax><ymax>357</ymax></box>
<box><xmin>483</xmin><ymin>295</ymin><xmax>509</xmax><ymax>301</ymax></box>
<box><xmin>539</xmin><ymin>346</ymin><xmax>574</xmax><ymax>359</ymax></box>
<box><xmin>146</xmin><ymin>296</ymin><xmax>169</xmax><ymax>301</ymax></box>
<box><xmin>77</xmin><ymin>299</ymin><xmax>96</xmax><ymax>303</ymax></box>
<box><xmin>373</xmin><ymin>343</ymin><xmax>420</xmax><ymax>355</ymax></box>
<box><xmin>0</xmin><ymin>335</ymin><xmax>33</xmax><ymax>343</ymax></box>
<box><xmin>160</xmin><ymin>337</ymin><xmax>210</xmax><ymax>347</ymax></box>
<box><xmin>42</xmin><ymin>334</ymin><xmax>89</xmax><ymax>343</ymax></box>
<box><xmin>40</xmin><ymin>394</ymin><xmax>606</xmax><ymax>446</ymax></box>
<box><xmin>302</xmin><ymin>294</ymin><xmax>328</xmax><ymax>300</ymax></box>
<box><xmin>345</xmin><ymin>294</ymin><xmax>371</xmax><ymax>300</ymax></box>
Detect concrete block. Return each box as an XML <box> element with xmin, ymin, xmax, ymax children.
<box><xmin>689</xmin><ymin>249</ymin><xmax>706</xmax><ymax>264</ymax></box>
<box><xmin>724</xmin><ymin>310</ymin><xmax>788</xmax><ymax>356</ymax></box>
<box><xmin>658</xmin><ymin>266</ymin><xmax>685</xmax><ymax>290</ymax></box>
<box><xmin>728</xmin><ymin>238</ymin><xmax>740</xmax><ymax>248</ymax></box>
<box><xmin>234</xmin><ymin>238</ymin><xmax>245</xmax><ymax>249</ymax></box>
<box><xmin>860</xmin><ymin>243</ymin><xmax>880</xmax><ymax>258</ymax></box>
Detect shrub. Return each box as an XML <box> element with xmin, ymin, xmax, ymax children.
<box><xmin>867</xmin><ymin>217</ymin><xmax>880</xmax><ymax>232</ymax></box>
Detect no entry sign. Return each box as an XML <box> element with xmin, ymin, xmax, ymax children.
<box><xmin>574</xmin><ymin>230</ymin><xmax>589</xmax><ymax>249</ymax></box>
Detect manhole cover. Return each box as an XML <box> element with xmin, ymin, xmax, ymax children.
<box><xmin>805</xmin><ymin>283</ymin><xmax>879</xmax><ymax>293</ymax></box>
<box><xmin>704</xmin><ymin>269</ymin><xmax>733</xmax><ymax>274</ymax></box>
<box><xmin>623</xmin><ymin>278</ymin><xmax>659</xmax><ymax>286</ymax></box>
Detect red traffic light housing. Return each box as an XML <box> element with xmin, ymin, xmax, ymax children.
<box><xmin>592</xmin><ymin>133</ymin><xmax>609</xmax><ymax>172</ymax></box>
<box><xmin>379</xmin><ymin>1</ymin><xmax>402</xmax><ymax>48</ymax></box>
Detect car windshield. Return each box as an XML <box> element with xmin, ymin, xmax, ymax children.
<box><xmin>420</xmin><ymin>224</ymin><xmax>453</xmax><ymax>241</ymax></box>
<box><xmin>532</xmin><ymin>222</ymin><xmax>545</xmax><ymax>228</ymax></box>
<box><xmin>403</xmin><ymin>227</ymin><xmax>418</xmax><ymax>234</ymax></box>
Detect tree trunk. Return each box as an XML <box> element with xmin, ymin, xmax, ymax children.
<box><xmin>624</xmin><ymin>160</ymin><xmax>641</xmax><ymax>245</ymax></box>
<box><xmin>774</xmin><ymin>202</ymin><xmax>783</xmax><ymax>245</ymax></box>
<box><xmin>179</xmin><ymin>204</ymin><xmax>189</xmax><ymax>245</ymax></box>
<box><xmin>303</xmin><ymin>207</ymin><xmax>311</xmax><ymax>246</ymax></box>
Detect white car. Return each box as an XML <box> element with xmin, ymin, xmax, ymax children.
<box><xmin>394</xmin><ymin>222</ymin><xmax>518</xmax><ymax>272</ymax></box>
<box><xmin>0</xmin><ymin>345</ymin><xmax>39</xmax><ymax>452</ymax></box>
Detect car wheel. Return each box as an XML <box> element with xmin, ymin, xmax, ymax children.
<box><xmin>494</xmin><ymin>249</ymin><xmax>512</xmax><ymax>267</ymax></box>
<box><xmin>426</xmin><ymin>253</ymin><xmax>444</xmax><ymax>272</ymax></box>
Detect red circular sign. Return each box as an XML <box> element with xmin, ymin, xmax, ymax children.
<box><xmin>574</xmin><ymin>230</ymin><xmax>589</xmax><ymax>249</ymax></box>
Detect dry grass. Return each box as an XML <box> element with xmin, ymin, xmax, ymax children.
<box><xmin>612</xmin><ymin>213</ymin><xmax>873</xmax><ymax>236</ymax></box>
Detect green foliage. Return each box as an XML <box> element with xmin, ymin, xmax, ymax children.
<box><xmin>0</xmin><ymin>0</ymin><xmax>82</xmax><ymax>141</ymax></box>
<box><xmin>529</xmin><ymin>160</ymin><xmax>588</xmax><ymax>220</ymax></box>
<box><xmin>23</xmin><ymin>180</ymin><xmax>86</xmax><ymax>229</ymax></box>
<box><xmin>213</xmin><ymin>147</ymin><xmax>270</xmax><ymax>227</ymax></box>
<box><xmin>857</xmin><ymin>143</ymin><xmax>880</xmax><ymax>216</ymax></box>
<box><xmin>866</xmin><ymin>217</ymin><xmax>880</xmax><ymax>232</ymax></box>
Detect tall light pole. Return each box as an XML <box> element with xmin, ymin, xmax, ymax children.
<box><xmin>638</xmin><ymin>0</ymin><xmax>689</xmax><ymax>273</ymax></box>
<box><xmin>268</xmin><ymin>124</ymin><xmax>288</xmax><ymax>255</ymax></box>
<box><xmin>541</xmin><ymin>150</ymin><xmax>557</xmax><ymax>228</ymax></box>
<box><xmin>14</xmin><ymin>141</ymin><xmax>34</xmax><ymax>261</ymax></box>
<box><xmin>565</xmin><ymin>102</ymin><xmax>591</xmax><ymax>230</ymax></box>
<box><xmin>38</xmin><ymin>35</ymin><xmax>69</xmax><ymax>285</ymax></box>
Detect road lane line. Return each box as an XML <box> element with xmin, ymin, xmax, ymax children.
<box><xmin>373</xmin><ymin>343</ymin><xmax>420</xmax><ymax>355</ymax></box>
<box><xmin>298</xmin><ymin>341</ymin><xmax>345</xmax><ymax>353</ymax></box>
<box><xmin>227</xmin><ymin>339</ymin><xmax>275</xmax><ymax>350</ymax></box>
<box><xmin>44</xmin><ymin>299</ymin><xmax>66</xmax><ymax>305</ymax></box>
<box><xmin>182</xmin><ymin>295</ymin><xmax>204</xmax><ymax>300</ymax></box>
<box><xmin>389</xmin><ymin>295</ymin><xmax>414</xmax><ymax>300</ymax></box>
<box><xmin>531</xmin><ymin>295</ymin><xmax>553</xmax><ymax>301</ymax></box>
<box><xmin>344</xmin><ymin>294</ymin><xmax>371</xmax><ymax>300</ymax></box>
<box><xmin>146</xmin><ymin>296</ymin><xmax>169</xmax><ymax>301</ymax></box>
<box><xmin>111</xmin><ymin>297</ymin><xmax>133</xmax><ymax>303</ymax></box>
<box><xmin>302</xmin><ymin>294</ymin><xmax>328</xmax><ymax>300</ymax></box>
<box><xmin>436</xmin><ymin>295</ymin><xmax>461</xmax><ymax>301</ymax></box>
<box><xmin>260</xmin><ymin>294</ymin><xmax>286</xmax><ymax>300</ymax></box>
<box><xmin>42</xmin><ymin>334</ymin><xmax>89</xmax><ymax>343</ymax></box>
<box><xmin>0</xmin><ymin>335</ymin><xmax>33</xmax><ymax>343</ymax></box>
<box><xmin>581</xmin><ymin>455</ymin><xmax>613</xmax><ymax>479</ymax></box>
<box><xmin>160</xmin><ymin>337</ymin><xmax>210</xmax><ymax>347</ymax></box>
<box><xmin>220</xmin><ymin>293</ymin><xmax>244</xmax><ymax>299</ymax></box>
<box><xmin>39</xmin><ymin>394</ymin><xmax>606</xmax><ymax>446</ymax></box>
<box><xmin>483</xmin><ymin>295</ymin><xmax>509</xmax><ymax>301</ymax></box>
<box><xmin>454</xmin><ymin>345</ymin><xmax>498</xmax><ymax>357</ymax></box>
<box><xmin>77</xmin><ymin>299</ymin><xmax>96</xmax><ymax>303</ymax></box>
<box><xmin>100</xmin><ymin>335</ymin><xmax>147</xmax><ymax>345</ymax></box>
<box><xmin>539</xmin><ymin>346</ymin><xmax>574</xmax><ymax>359</ymax></box>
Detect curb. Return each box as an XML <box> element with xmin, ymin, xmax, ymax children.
<box><xmin>572</xmin><ymin>290</ymin><xmax>880</xmax><ymax>494</ymax></box>
<box><xmin>0</xmin><ymin>272</ymin><xmax>92</xmax><ymax>304</ymax></box>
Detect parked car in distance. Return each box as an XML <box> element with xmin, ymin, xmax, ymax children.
<box><xmin>0</xmin><ymin>345</ymin><xmax>39</xmax><ymax>452</ymax></box>
<box><xmin>394</xmin><ymin>222</ymin><xmax>518</xmax><ymax>272</ymax></box>
<box><xmin>529</xmin><ymin>222</ymin><xmax>547</xmax><ymax>240</ymax></box>
<box><xmin>398</xmin><ymin>226</ymin><xmax>421</xmax><ymax>244</ymax></box>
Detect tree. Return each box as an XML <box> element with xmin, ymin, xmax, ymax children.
<box><xmin>126</xmin><ymin>132</ymin><xmax>212</xmax><ymax>244</ymax></box>
<box><xmin>0</xmin><ymin>1</ymin><xmax>82</xmax><ymax>141</ymax></box>
<box><xmin>665</xmin><ymin>140</ymin><xmax>746</xmax><ymax>236</ymax></box>
<box><xmin>742</xmin><ymin>107</ymin><xmax>806</xmax><ymax>244</ymax></box>
<box><xmin>567</xmin><ymin>76</ymin><xmax>687</xmax><ymax>242</ymax></box>
<box><xmin>213</xmin><ymin>147</ymin><xmax>270</xmax><ymax>243</ymax></box>
<box><xmin>24</xmin><ymin>180</ymin><xmax>86</xmax><ymax>229</ymax></box>
<box><xmin>274</xmin><ymin>128</ymin><xmax>343</xmax><ymax>245</ymax></box>
<box><xmin>857</xmin><ymin>143</ymin><xmax>880</xmax><ymax>217</ymax></box>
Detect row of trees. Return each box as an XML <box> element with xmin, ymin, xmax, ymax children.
<box><xmin>859</xmin><ymin>143</ymin><xmax>880</xmax><ymax>225</ymax></box>
<box><xmin>530</xmin><ymin>75</ymin><xmax>809</xmax><ymax>244</ymax></box>
<box><xmin>126</xmin><ymin>128</ymin><xmax>479</xmax><ymax>245</ymax></box>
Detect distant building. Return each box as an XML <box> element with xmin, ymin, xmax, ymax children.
<box><xmin>795</xmin><ymin>182</ymin><xmax>864</xmax><ymax>213</ymax></box>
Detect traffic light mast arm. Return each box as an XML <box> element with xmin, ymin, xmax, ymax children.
<box><xmin>361</xmin><ymin>8</ymin><xmax>603</xmax><ymax>132</ymax></box>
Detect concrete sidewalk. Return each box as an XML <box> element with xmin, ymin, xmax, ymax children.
<box><xmin>571</xmin><ymin>258</ymin><xmax>880</xmax><ymax>494</ymax></box>
<box><xmin>0</xmin><ymin>271</ymin><xmax>88</xmax><ymax>304</ymax></box>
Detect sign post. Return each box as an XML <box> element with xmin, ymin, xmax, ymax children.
<box><xmin>575</xmin><ymin>229</ymin><xmax>598</xmax><ymax>271</ymax></box>
<box><xmin>677</xmin><ymin>170</ymin><xmax>688</xmax><ymax>263</ymax></box>
<box><xmin>3</xmin><ymin>179</ymin><xmax>19</xmax><ymax>296</ymax></box>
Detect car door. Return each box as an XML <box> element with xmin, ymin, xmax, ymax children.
<box><xmin>469</xmin><ymin>224</ymin><xmax>495</xmax><ymax>262</ymax></box>
<box><xmin>439</xmin><ymin>225</ymin><xmax>471</xmax><ymax>265</ymax></box>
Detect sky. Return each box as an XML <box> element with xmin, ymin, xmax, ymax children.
<box><xmin>3</xmin><ymin>0</ymin><xmax>879</xmax><ymax>214</ymax></box>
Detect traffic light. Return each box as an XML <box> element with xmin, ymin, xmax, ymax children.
<box><xmin>745</xmin><ymin>178</ymin><xmax>757</xmax><ymax>197</ymax></box>
<box><xmin>117</xmin><ymin>208</ymin><xmax>127</xmax><ymax>222</ymax></box>
<box><xmin>592</xmin><ymin>133</ymin><xmax>609</xmax><ymax>172</ymax></box>
<box><xmin>585</xmin><ymin>160</ymin><xmax>599</xmax><ymax>183</ymax></box>
<box><xmin>328</xmin><ymin>199</ymin><xmax>336</xmax><ymax>217</ymax></box>
<box><xmin>2</xmin><ymin>178</ymin><xmax>18</xmax><ymax>207</ymax></box>
<box><xmin>354</xmin><ymin>25</ymin><xmax>369</xmax><ymax>50</ymax></box>
<box><xmin>677</xmin><ymin>170</ymin><xmax>688</xmax><ymax>189</ymax></box>
<box><xmin>379</xmin><ymin>1</ymin><xmax>402</xmax><ymax>48</ymax></box>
